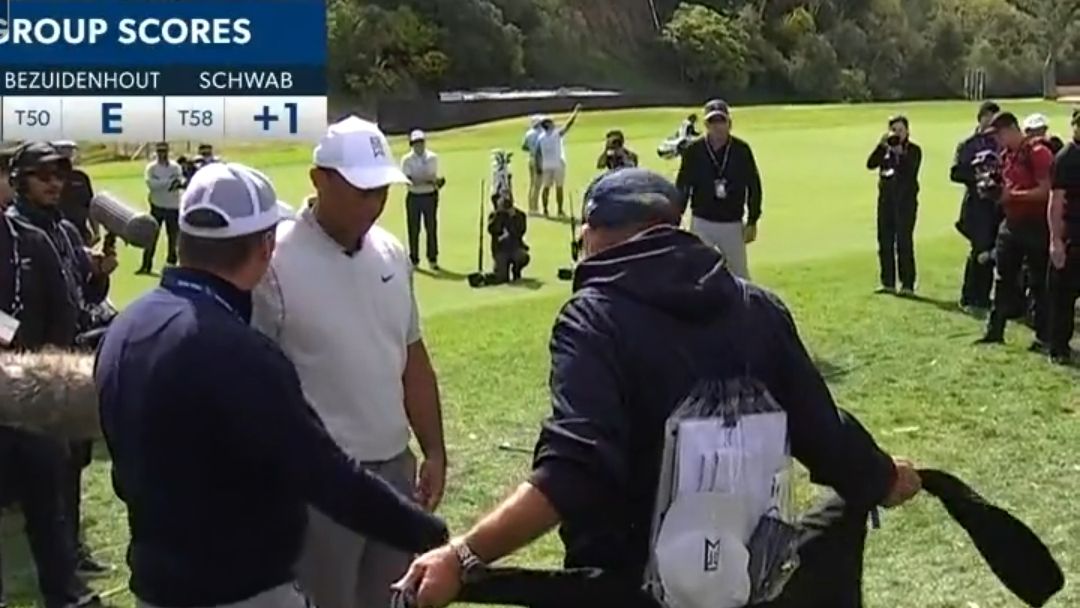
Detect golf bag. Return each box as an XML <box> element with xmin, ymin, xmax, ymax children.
<box><xmin>89</xmin><ymin>192</ymin><xmax>160</xmax><ymax>250</ymax></box>
<box><xmin>491</xmin><ymin>150</ymin><xmax>514</xmax><ymax>209</ymax></box>
<box><xmin>643</xmin><ymin>378</ymin><xmax>797</xmax><ymax>608</ymax></box>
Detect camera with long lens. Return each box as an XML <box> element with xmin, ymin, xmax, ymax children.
<box><xmin>972</xmin><ymin>149</ymin><xmax>1003</xmax><ymax>200</ymax></box>
<box><xmin>879</xmin><ymin>135</ymin><xmax>903</xmax><ymax>178</ymax></box>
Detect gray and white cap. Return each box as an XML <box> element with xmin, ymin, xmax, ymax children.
<box><xmin>179</xmin><ymin>162</ymin><xmax>291</xmax><ymax>239</ymax></box>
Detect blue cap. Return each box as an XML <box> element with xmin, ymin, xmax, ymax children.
<box><xmin>582</xmin><ymin>168</ymin><xmax>682</xmax><ymax>229</ymax></box>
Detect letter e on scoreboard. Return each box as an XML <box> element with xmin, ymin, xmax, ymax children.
<box><xmin>61</xmin><ymin>97</ymin><xmax>164</xmax><ymax>142</ymax></box>
<box><xmin>2</xmin><ymin>98</ymin><xmax>64</xmax><ymax>141</ymax></box>
<box><xmin>165</xmin><ymin>97</ymin><xmax>226</xmax><ymax>142</ymax></box>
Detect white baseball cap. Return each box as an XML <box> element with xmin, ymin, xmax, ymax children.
<box><xmin>313</xmin><ymin>115</ymin><xmax>408</xmax><ymax>190</ymax></box>
<box><xmin>179</xmin><ymin>162</ymin><xmax>287</xmax><ymax>239</ymax></box>
<box><xmin>409</xmin><ymin>129</ymin><xmax>426</xmax><ymax>143</ymax></box>
<box><xmin>654</xmin><ymin>493</ymin><xmax>752</xmax><ymax>608</ymax></box>
<box><xmin>1023</xmin><ymin>113</ymin><xmax>1049</xmax><ymax>131</ymax></box>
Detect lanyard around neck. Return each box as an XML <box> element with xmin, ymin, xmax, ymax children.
<box><xmin>165</xmin><ymin>277</ymin><xmax>240</xmax><ymax>320</ymax></box>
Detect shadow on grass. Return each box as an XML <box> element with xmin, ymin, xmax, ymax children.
<box><xmin>814</xmin><ymin>357</ymin><xmax>854</xmax><ymax>383</ymax></box>
<box><xmin>416</xmin><ymin>267</ymin><xmax>473</xmax><ymax>282</ymax></box>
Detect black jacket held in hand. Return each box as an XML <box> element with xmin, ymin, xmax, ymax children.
<box><xmin>529</xmin><ymin>226</ymin><xmax>896</xmax><ymax>578</ymax></box>
<box><xmin>867</xmin><ymin>140</ymin><xmax>922</xmax><ymax>202</ymax></box>
<box><xmin>96</xmin><ymin>268</ymin><xmax>448</xmax><ymax>607</ymax></box>
<box><xmin>675</xmin><ymin>136</ymin><xmax>763</xmax><ymax>224</ymax></box>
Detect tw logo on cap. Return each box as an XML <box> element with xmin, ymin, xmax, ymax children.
<box><xmin>704</xmin><ymin>537</ymin><xmax>721</xmax><ymax>572</ymax></box>
<box><xmin>370</xmin><ymin>136</ymin><xmax>386</xmax><ymax>159</ymax></box>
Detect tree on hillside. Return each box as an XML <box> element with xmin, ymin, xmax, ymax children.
<box><xmin>1007</xmin><ymin>0</ymin><xmax>1080</xmax><ymax>95</ymax></box>
<box><xmin>328</xmin><ymin>1</ymin><xmax>449</xmax><ymax>98</ymax></box>
<box><xmin>662</xmin><ymin>3</ymin><xmax>752</xmax><ymax>92</ymax></box>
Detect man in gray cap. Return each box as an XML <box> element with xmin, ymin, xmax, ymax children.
<box><xmin>394</xmin><ymin>168</ymin><xmax>921</xmax><ymax>608</ymax></box>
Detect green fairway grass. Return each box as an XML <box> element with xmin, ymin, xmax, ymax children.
<box><xmin>2</xmin><ymin>99</ymin><xmax>1078</xmax><ymax>607</ymax></box>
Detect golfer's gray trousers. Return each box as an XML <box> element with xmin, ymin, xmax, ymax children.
<box><xmin>690</xmin><ymin>217</ymin><xmax>751</xmax><ymax>280</ymax></box>
<box><xmin>296</xmin><ymin>449</ymin><xmax>417</xmax><ymax>608</ymax></box>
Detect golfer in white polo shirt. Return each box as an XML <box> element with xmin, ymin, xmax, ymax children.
<box><xmin>251</xmin><ymin>116</ymin><xmax>447</xmax><ymax>608</ymax></box>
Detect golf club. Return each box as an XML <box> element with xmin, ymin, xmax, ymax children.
<box><xmin>558</xmin><ymin>192</ymin><xmax>579</xmax><ymax>282</ymax></box>
<box><xmin>468</xmin><ymin>180</ymin><xmax>488</xmax><ymax>288</ymax></box>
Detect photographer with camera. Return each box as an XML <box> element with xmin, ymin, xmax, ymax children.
<box><xmin>596</xmin><ymin>130</ymin><xmax>639</xmax><ymax>172</ymax></box>
<box><xmin>138</xmin><ymin>142</ymin><xmax>184</xmax><ymax>275</ymax></box>
<box><xmin>951</xmin><ymin>101</ymin><xmax>1002</xmax><ymax>312</ymax></box>
<box><xmin>867</xmin><ymin>115</ymin><xmax>923</xmax><ymax>295</ymax></box>
<box><xmin>487</xmin><ymin>190</ymin><xmax>530</xmax><ymax>284</ymax></box>
<box><xmin>977</xmin><ymin>112</ymin><xmax>1054</xmax><ymax>350</ymax></box>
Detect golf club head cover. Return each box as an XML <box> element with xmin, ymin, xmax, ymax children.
<box><xmin>90</xmin><ymin>192</ymin><xmax>160</xmax><ymax>250</ymax></box>
<box><xmin>919</xmin><ymin>469</ymin><xmax>1064</xmax><ymax>607</ymax></box>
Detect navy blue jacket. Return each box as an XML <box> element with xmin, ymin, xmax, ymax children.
<box><xmin>951</xmin><ymin>131</ymin><xmax>1002</xmax><ymax>250</ymax></box>
<box><xmin>529</xmin><ymin>227</ymin><xmax>896</xmax><ymax>577</ymax></box>
<box><xmin>95</xmin><ymin>268</ymin><xmax>448</xmax><ymax>607</ymax></box>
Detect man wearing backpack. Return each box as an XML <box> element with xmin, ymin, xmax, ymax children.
<box><xmin>394</xmin><ymin>169</ymin><xmax>922</xmax><ymax>608</ymax></box>
<box><xmin>978</xmin><ymin>112</ymin><xmax>1054</xmax><ymax>350</ymax></box>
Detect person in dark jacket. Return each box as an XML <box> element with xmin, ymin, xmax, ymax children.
<box><xmin>676</xmin><ymin>99</ymin><xmax>762</xmax><ymax>280</ymax></box>
<box><xmin>5</xmin><ymin>142</ymin><xmax>116</xmax><ymax>580</ymax></box>
<box><xmin>867</xmin><ymin>115</ymin><xmax>923</xmax><ymax>295</ymax></box>
<box><xmin>0</xmin><ymin>149</ymin><xmax>101</xmax><ymax>608</ymax></box>
<box><xmin>952</xmin><ymin>101</ymin><xmax>1001</xmax><ymax>313</ymax></box>
<box><xmin>394</xmin><ymin>169</ymin><xmax>922</xmax><ymax>608</ymax></box>
<box><xmin>95</xmin><ymin>162</ymin><xmax>448</xmax><ymax>608</ymax></box>
<box><xmin>1046</xmin><ymin>109</ymin><xmax>1080</xmax><ymax>365</ymax></box>
<box><xmin>52</xmin><ymin>142</ymin><xmax>98</xmax><ymax>247</ymax></box>
<box><xmin>487</xmin><ymin>194</ymin><xmax>530</xmax><ymax>284</ymax></box>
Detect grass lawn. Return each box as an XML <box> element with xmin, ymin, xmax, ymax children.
<box><xmin>3</xmin><ymin>99</ymin><xmax>1079</xmax><ymax>607</ymax></box>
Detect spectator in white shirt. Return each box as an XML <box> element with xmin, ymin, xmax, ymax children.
<box><xmin>400</xmin><ymin>130</ymin><xmax>445</xmax><ymax>270</ymax></box>
<box><xmin>535</xmin><ymin>104</ymin><xmax>581</xmax><ymax>217</ymax></box>
<box><xmin>252</xmin><ymin>116</ymin><xmax>447</xmax><ymax>608</ymax></box>
<box><xmin>139</xmin><ymin>142</ymin><xmax>183</xmax><ymax>275</ymax></box>
<box><xmin>521</xmin><ymin>115</ymin><xmax>544</xmax><ymax>214</ymax></box>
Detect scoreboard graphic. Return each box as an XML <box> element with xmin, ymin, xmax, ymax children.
<box><xmin>0</xmin><ymin>0</ymin><xmax>328</xmax><ymax>142</ymax></box>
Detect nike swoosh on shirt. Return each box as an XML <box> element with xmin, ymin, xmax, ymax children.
<box><xmin>381</xmin><ymin>275</ymin><xmax>394</xmax><ymax>283</ymax></box>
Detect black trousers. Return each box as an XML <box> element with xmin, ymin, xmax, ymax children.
<box><xmin>0</xmin><ymin>428</ymin><xmax>83</xmax><ymax>608</ymax></box>
<box><xmin>63</xmin><ymin>440</ymin><xmax>93</xmax><ymax>556</ymax></box>
<box><xmin>406</xmin><ymin>193</ymin><xmax>439</xmax><ymax>265</ymax></box>
<box><xmin>1048</xmin><ymin>244</ymin><xmax>1080</xmax><ymax>357</ymax></box>
<box><xmin>142</xmin><ymin>205</ymin><xmax>179</xmax><ymax>271</ymax></box>
<box><xmin>987</xmin><ymin>218</ymin><xmax>1049</xmax><ymax>342</ymax></box>
<box><xmin>492</xmin><ymin>247</ymin><xmax>531</xmax><ymax>283</ymax></box>
<box><xmin>876</xmin><ymin>196</ymin><xmax>918</xmax><ymax>289</ymax></box>
<box><xmin>958</xmin><ymin>197</ymin><xmax>999</xmax><ymax>309</ymax></box>
<box><xmin>962</xmin><ymin>254</ymin><xmax>995</xmax><ymax>308</ymax></box>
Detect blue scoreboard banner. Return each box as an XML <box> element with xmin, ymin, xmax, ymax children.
<box><xmin>0</xmin><ymin>0</ymin><xmax>328</xmax><ymax>141</ymax></box>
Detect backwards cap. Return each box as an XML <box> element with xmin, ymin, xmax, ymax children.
<box><xmin>179</xmin><ymin>162</ymin><xmax>287</xmax><ymax>239</ymax></box>
<box><xmin>582</xmin><ymin>168</ymin><xmax>682</xmax><ymax>229</ymax></box>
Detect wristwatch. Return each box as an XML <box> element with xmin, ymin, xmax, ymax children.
<box><xmin>451</xmin><ymin>538</ymin><xmax>486</xmax><ymax>583</ymax></box>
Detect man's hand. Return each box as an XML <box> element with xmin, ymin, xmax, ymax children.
<box><xmin>882</xmin><ymin>458</ymin><xmax>921</xmax><ymax>508</ymax></box>
<box><xmin>1051</xmin><ymin>239</ymin><xmax>1067</xmax><ymax>270</ymax></box>
<box><xmin>743</xmin><ymin>223</ymin><xmax>758</xmax><ymax>244</ymax></box>
<box><xmin>91</xmin><ymin>252</ymin><xmax>118</xmax><ymax>276</ymax></box>
<box><xmin>417</xmin><ymin>454</ymin><xmax>447</xmax><ymax>512</ymax></box>
<box><xmin>394</xmin><ymin>544</ymin><xmax>461</xmax><ymax>608</ymax></box>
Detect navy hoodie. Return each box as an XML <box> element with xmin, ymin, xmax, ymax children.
<box><xmin>95</xmin><ymin>268</ymin><xmax>448</xmax><ymax>607</ymax></box>
<box><xmin>529</xmin><ymin>226</ymin><xmax>896</xmax><ymax>577</ymax></box>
